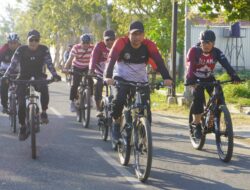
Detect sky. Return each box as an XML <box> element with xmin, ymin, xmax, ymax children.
<box><xmin>0</xmin><ymin>0</ymin><xmax>27</xmax><ymax>18</ymax></box>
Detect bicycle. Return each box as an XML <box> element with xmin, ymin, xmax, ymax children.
<box><xmin>186</xmin><ymin>79</ymin><xmax>244</xmax><ymax>162</ymax></box>
<box><xmin>66</xmin><ymin>70</ymin><xmax>95</xmax><ymax>128</ymax></box>
<box><xmin>114</xmin><ymin>80</ymin><xmax>152</xmax><ymax>182</ymax></box>
<box><xmin>11</xmin><ymin>77</ymin><xmax>54</xmax><ymax>159</ymax></box>
<box><xmin>97</xmin><ymin>80</ymin><xmax>113</xmax><ymax>141</ymax></box>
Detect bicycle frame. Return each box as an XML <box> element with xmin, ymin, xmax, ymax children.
<box><xmin>201</xmin><ymin>80</ymin><xmax>229</xmax><ymax>131</ymax></box>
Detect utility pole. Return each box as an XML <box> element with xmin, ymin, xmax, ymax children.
<box><xmin>170</xmin><ymin>0</ymin><xmax>178</xmax><ymax>99</ymax></box>
<box><xmin>183</xmin><ymin>0</ymin><xmax>192</xmax><ymax>105</ymax></box>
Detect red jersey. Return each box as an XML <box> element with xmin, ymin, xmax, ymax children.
<box><xmin>89</xmin><ymin>41</ymin><xmax>110</xmax><ymax>76</ymax></box>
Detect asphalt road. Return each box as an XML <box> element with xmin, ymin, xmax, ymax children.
<box><xmin>0</xmin><ymin>81</ymin><xmax>250</xmax><ymax>190</ymax></box>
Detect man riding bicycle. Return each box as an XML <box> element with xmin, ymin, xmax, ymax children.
<box><xmin>186</xmin><ymin>29</ymin><xmax>241</xmax><ymax>138</ymax></box>
<box><xmin>104</xmin><ymin>21</ymin><xmax>172</xmax><ymax>142</ymax></box>
<box><xmin>89</xmin><ymin>29</ymin><xmax>116</xmax><ymax>117</ymax></box>
<box><xmin>3</xmin><ymin>29</ymin><xmax>61</xmax><ymax>140</ymax></box>
<box><xmin>0</xmin><ymin>33</ymin><xmax>21</xmax><ymax>113</ymax></box>
<box><xmin>64</xmin><ymin>34</ymin><xmax>94</xmax><ymax>112</ymax></box>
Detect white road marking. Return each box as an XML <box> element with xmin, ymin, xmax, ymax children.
<box><xmin>160</xmin><ymin>115</ymin><xmax>250</xmax><ymax>147</ymax></box>
<box><xmin>93</xmin><ymin>147</ymin><xmax>159</xmax><ymax>190</ymax></box>
<box><xmin>49</xmin><ymin>107</ymin><xmax>64</xmax><ymax>118</ymax></box>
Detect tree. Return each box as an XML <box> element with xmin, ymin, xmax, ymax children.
<box><xmin>188</xmin><ymin>0</ymin><xmax>250</xmax><ymax>21</ymax></box>
<box><xmin>111</xmin><ymin>0</ymin><xmax>185</xmax><ymax>59</ymax></box>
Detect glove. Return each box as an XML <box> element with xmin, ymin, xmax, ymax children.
<box><xmin>52</xmin><ymin>75</ymin><xmax>61</xmax><ymax>82</ymax></box>
<box><xmin>185</xmin><ymin>78</ymin><xmax>197</xmax><ymax>86</ymax></box>
<box><xmin>88</xmin><ymin>69</ymin><xmax>96</xmax><ymax>76</ymax></box>
<box><xmin>231</xmin><ymin>74</ymin><xmax>241</xmax><ymax>82</ymax></box>
<box><xmin>1</xmin><ymin>75</ymin><xmax>9</xmax><ymax>84</ymax></box>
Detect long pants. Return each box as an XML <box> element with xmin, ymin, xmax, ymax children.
<box><xmin>111</xmin><ymin>78</ymin><xmax>152</xmax><ymax>124</ymax></box>
<box><xmin>1</xmin><ymin>80</ymin><xmax>9</xmax><ymax>108</ymax></box>
<box><xmin>17</xmin><ymin>81</ymin><xmax>49</xmax><ymax>125</ymax></box>
<box><xmin>191</xmin><ymin>77</ymin><xmax>225</xmax><ymax>114</ymax></box>
<box><xmin>70</xmin><ymin>66</ymin><xmax>93</xmax><ymax>101</ymax></box>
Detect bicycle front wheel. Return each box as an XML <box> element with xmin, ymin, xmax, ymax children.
<box><xmin>29</xmin><ymin>105</ymin><xmax>36</xmax><ymax>159</ymax></box>
<box><xmin>133</xmin><ymin>117</ymin><xmax>152</xmax><ymax>182</ymax></box>
<box><xmin>118</xmin><ymin>115</ymin><xmax>131</xmax><ymax>166</ymax></box>
<box><xmin>81</xmin><ymin>88</ymin><xmax>91</xmax><ymax>128</ymax></box>
<box><xmin>188</xmin><ymin>104</ymin><xmax>206</xmax><ymax>150</ymax></box>
<box><xmin>9</xmin><ymin>93</ymin><xmax>17</xmax><ymax>133</ymax></box>
<box><xmin>215</xmin><ymin>105</ymin><xmax>234</xmax><ymax>162</ymax></box>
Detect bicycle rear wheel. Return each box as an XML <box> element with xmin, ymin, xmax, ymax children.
<box><xmin>81</xmin><ymin>88</ymin><xmax>91</xmax><ymax>128</ymax></box>
<box><xmin>29</xmin><ymin>105</ymin><xmax>36</xmax><ymax>159</ymax></box>
<box><xmin>133</xmin><ymin>117</ymin><xmax>152</xmax><ymax>182</ymax></box>
<box><xmin>9</xmin><ymin>93</ymin><xmax>17</xmax><ymax>133</ymax></box>
<box><xmin>99</xmin><ymin>99</ymin><xmax>109</xmax><ymax>141</ymax></box>
<box><xmin>189</xmin><ymin>104</ymin><xmax>206</xmax><ymax>150</ymax></box>
<box><xmin>215</xmin><ymin>105</ymin><xmax>233</xmax><ymax>162</ymax></box>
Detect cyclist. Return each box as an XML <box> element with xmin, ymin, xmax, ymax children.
<box><xmin>3</xmin><ymin>29</ymin><xmax>61</xmax><ymax>140</ymax></box>
<box><xmin>89</xmin><ymin>29</ymin><xmax>116</xmax><ymax>117</ymax></box>
<box><xmin>62</xmin><ymin>44</ymin><xmax>73</xmax><ymax>67</ymax></box>
<box><xmin>64</xmin><ymin>34</ymin><xmax>94</xmax><ymax>112</ymax></box>
<box><xmin>0</xmin><ymin>33</ymin><xmax>21</xmax><ymax>113</ymax></box>
<box><xmin>186</xmin><ymin>29</ymin><xmax>241</xmax><ymax>138</ymax></box>
<box><xmin>62</xmin><ymin>44</ymin><xmax>73</xmax><ymax>83</ymax></box>
<box><xmin>104</xmin><ymin>21</ymin><xmax>172</xmax><ymax>142</ymax></box>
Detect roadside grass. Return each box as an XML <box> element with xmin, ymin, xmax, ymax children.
<box><xmin>151</xmin><ymin>91</ymin><xmax>189</xmax><ymax>115</ymax></box>
<box><xmin>151</xmin><ymin>90</ymin><xmax>250</xmax><ymax>129</ymax></box>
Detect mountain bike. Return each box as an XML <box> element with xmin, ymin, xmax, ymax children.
<box><xmin>114</xmin><ymin>80</ymin><xmax>152</xmax><ymax>182</ymax></box>
<box><xmin>11</xmin><ymin>77</ymin><xmax>54</xmax><ymax>159</ymax></box>
<box><xmin>98</xmin><ymin>81</ymin><xmax>113</xmax><ymax>141</ymax></box>
<box><xmin>67</xmin><ymin>70</ymin><xmax>95</xmax><ymax>128</ymax></box>
<box><xmin>186</xmin><ymin>79</ymin><xmax>244</xmax><ymax>162</ymax></box>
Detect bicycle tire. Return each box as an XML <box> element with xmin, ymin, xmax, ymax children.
<box><xmin>133</xmin><ymin>117</ymin><xmax>152</xmax><ymax>182</ymax></box>
<box><xmin>9</xmin><ymin>93</ymin><xmax>17</xmax><ymax>133</ymax></box>
<box><xmin>118</xmin><ymin>115</ymin><xmax>131</xmax><ymax>165</ymax></box>
<box><xmin>188</xmin><ymin>104</ymin><xmax>206</xmax><ymax>150</ymax></box>
<box><xmin>81</xmin><ymin>88</ymin><xmax>91</xmax><ymax>128</ymax></box>
<box><xmin>215</xmin><ymin>105</ymin><xmax>233</xmax><ymax>162</ymax></box>
<box><xmin>100</xmin><ymin>99</ymin><xmax>109</xmax><ymax>141</ymax></box>
<box><xmin>76</xmin><ymin>107</ymin><xmax>82</xmax><ymax>122</ymax></box>
<box><xmin>29</xmin><ymin>105</ymin><xmax>36</xmax><ymax>159</ymax></box>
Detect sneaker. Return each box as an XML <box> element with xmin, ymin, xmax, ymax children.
<box><xmin>112</xmin><ymin>123</ymin><xmax>121</xmax><ymax>143</ymax></box>
<box><xmin>194</xmin><ymin>123</ymin><xmax>202</xmax><ymax>139</ymax></box>
<box><xmin>70</xmin><ymin>101</ymin><xmax>76</xmax><ymax>112</ymax></box>
<box><xmin>18</xmin><ymin>125</ymin><xmax>29</xmax><ymax>141</ymax></box>
<box><xmin>96</xmin><ymin>111</ymin><xmax>103</xmax><ymax>117</ymax></box>
<box><xmin>41</xmin><ymin>112</ymin><xmax>49</xmax><ymax>124</ymax></box>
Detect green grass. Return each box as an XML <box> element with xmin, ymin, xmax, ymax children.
<box><xmin>151</xmin><ymin>91</ymin><xmax>189</xmax><ymax>114</ymax></box>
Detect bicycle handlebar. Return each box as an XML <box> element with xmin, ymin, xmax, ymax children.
<box><xmin>114</xmin><ymin>80</ymin><xmax>149</xmax><ymax>88</ymax></box>
<box><xmin>184</xmin><ymin>79</ymin><xmax>246</xmax><ymax>86</ymax></box>
<box><xmin>10</xmin><ymin>78</ymin><xmax>54</xmax><ymax>85</ymax></box>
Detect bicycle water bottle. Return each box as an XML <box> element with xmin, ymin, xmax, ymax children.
<box><xmin>135</xmin><ymin>92</ymin><xmax>141</xmax><ymax>105</ymax></box>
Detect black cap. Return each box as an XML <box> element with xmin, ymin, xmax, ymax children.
<box><xmin>129</xmin><ymin>21</ymin><xmax>144</xmax><ymax>33</ymax></box>
<box><xmin>103</xmin><ymin>29</ymin><xmax>115</xmax><ymax>40</ymax></box>
<box><xmin>27</xmin><ymin>29</ymin><xmax>40</xmax><ymax>39</ymax></box>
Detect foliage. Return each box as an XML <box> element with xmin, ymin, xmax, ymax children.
<box><xmin>111</xmin><ymin>0</ymin><xmax>185</xmax><ymax>58</ymax></box>
<box><xmin>188</xmin><ymin>0</ymin><xmax>250</xmax><ymax>21</ymax></box>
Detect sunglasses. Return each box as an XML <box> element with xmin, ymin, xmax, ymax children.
<box><xmin>29</xmin><ymin>38</ymin><xmax>40</xmax><ymax>42</ymax></box>
<box><xmin>201</xmin><ymin>40</ymin><xmax>213</xmax><ymax>44</ymax></box>
<box><xmin>105</xmin><ymin>38</ymin><xmax>115</xmax><ymax>42</ymax></box>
